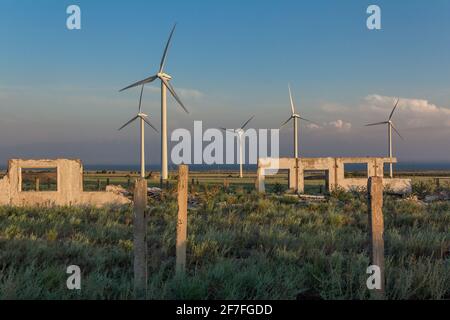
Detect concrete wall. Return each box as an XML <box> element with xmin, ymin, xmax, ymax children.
<box><xmin>0</xmin><ymin>159</ymin><xmax>131</xmax><ymax>207</ymax></box>
<box><xmin>256</xmin><ymin>157</ymin><xmax>412</xmax><ymax>194</ymax></box>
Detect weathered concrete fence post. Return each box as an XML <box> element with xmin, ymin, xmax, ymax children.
<box><xmin>367</xmin><ymin>176</ymin><xmax>385</xmax><ymax>298</ymax></box>
<box><xmin>176</xmin><ymin>165</ymin><xmax>189</xmax><ymax>275</ymax></box>
<box><xmin>133</xmin><ymin>178</ymin><xmax>148</xmax><ymax>298</ymax></box>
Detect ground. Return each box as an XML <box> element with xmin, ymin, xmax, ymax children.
<box><xmin>0</xmin><ymin>177</ymin><xmax>449</xmax><ymax>300</ymax></box>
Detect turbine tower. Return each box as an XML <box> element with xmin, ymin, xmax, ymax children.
<box><xmin>365</xmin><ymin>98</ymin><xmax>404</xmax><ymax>178</ymax></box>
<box><xmin>120</xmin><ymin>24</ymin><xmax>188</xmax><ymax>183</ymax></box>
<box><xmin>280</xmin><ymin>84</ymin><xmax>316</xmax><ymax>158</ymax></box>
<box><xmin>118</xmin><ymin>85</ymin><xmax>158</xmax><ymax>178</ymax></box>
<box><xmin>221</xmin><ymin>116</ymin><xmax>255</xmax><ymax>178</ymax></box>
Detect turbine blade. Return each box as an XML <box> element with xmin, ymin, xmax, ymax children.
<box><xmin>141</xmin><ymin>116</ymin><xmax>159</xmax><ymax>133</ymax></box>
<box><xmin>365</xmin><ymin>121</ymin><xmax>388</xmax><ymax>127</ymax></box>
<box><xmin>220</xmin><ymin>128</ymin><xmax>235</xmax><ymax>133</ymax></box>
<box><xmin>118</xmin><ymin>116</ymin><xmax>139</xmax><ymax>131</ymax></box>
<box><xmin>299</xmin><ymin>117</ymin><xmax>319</xmax><ymax>125</ymax></box>
<box><xmin>138</xmin><ymin>85</ymin><xmax>144</xmax><ymax>112</ymax></box>
<box><xmin>240</xmin><ymin>115</ymin><xmax>255</xmax><ymax>130</ymax></box>
<box><xmin>119</xmin><ymin>75</ymin><xmax>158</xmax><ymax>92</ymax></box>
<box><xmin>391</xmin><ymin>122</ymin><xmax>404</xmax><ymax>140</ymax></box>
<box><xmin>159</xmin><ymin>23</ymin><xmax>177</xmax><ymax>73</ymax></box>
<box><xmin>389</xmin><ymin>98</ymin><xmax>400</xmax><ymax>120</ymax></box>
<box><xmin>161</xmin><ymin>78</ymin><xmax>189</xmax><ymax>114</ymax></box>
<box><xmin>288</xmin><ymin>84</ymin><xmax>295</xmax><ymax>115</ymax></box>
<box><xmin>279</xmin><ymin>117</ymin><xmax>293</xmax><ymax>129</ymax></box>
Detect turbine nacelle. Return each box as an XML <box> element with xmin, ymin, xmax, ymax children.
<box><xmin>280</xmin><ymin>84</ymin><xmax>318</xmax><ymax>129</ymax></box>
<box><xmin>119</xmin><ymin>24</ymin><xmax>189</xmax><ymax>114</ymax></box>
<box><xmin>365</xmin><ymin>98</ymin><xmax>404</xmax><ymax>140</ymax></box>
<box><xmin>157</xmin><ymin>72</ymin><xmax>172</xmax><ymax>80</ymax></box>
<box><xmin>220</xmin><ymin>116</ymin><xmax>255</xmax><ymax>136</ymax></box>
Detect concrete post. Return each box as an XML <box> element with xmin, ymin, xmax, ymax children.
<box><xmin>35</xmin><ymin>177</ymin><xmax>40</xmax><ymax>191</ymax></box>
<box><xmin>176</xmin><ymin>165</ymin><xmax>189</xmax><ymax>275</ymax></box>
<box><xmin>133</xmin><ymin>178</ymin><xmax>148</xmax><ymax>298</ymax></box>
<box><xmin>367</xmin><ymin>176</ymin><xmax>385</xmax><ymax>299</ymax></box>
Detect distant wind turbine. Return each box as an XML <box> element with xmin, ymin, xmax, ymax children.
<box><xmin>280</xmin><ymin>84</ymin><xmax>317</xmax><ymax>158</ymax></box>
<box><xmin>120</xmin><ymin>23</ymin><xmax>188</xmax><ymax>183</ymax></box>
<box><xmin>118</xmin><ymin>85</ymin><xmax>158</xmax><ymax>178</ymax></box>
<box><xmin>221</xmin><ymin>116</ymin><xmax>255</xmax><ymax>178</ymax></box>
<box><xmin>365</xmin><ymin>98</ymin><xmax>404</xmax><ymax>178</ymax></box>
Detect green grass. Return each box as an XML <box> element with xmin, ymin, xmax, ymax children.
<box><xmin>0</xmin><ymin>185</ymin><xmax>449</xmax><ymax>300</ymax></box>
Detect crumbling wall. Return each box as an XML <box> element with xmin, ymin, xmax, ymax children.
<box><xmin>256</xmin><ymin>157</ymin><xmax>412</xmax><ymax>195</ymax></box>
<box><xmin>0</xmin><ymin>159</ymin><xmax>131</xmax><ymax>207</ymax></box>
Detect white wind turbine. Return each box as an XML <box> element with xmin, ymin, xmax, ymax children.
<box><xmin>365</xmin><ymin>98</ymin><xmax>404</xmax><ymax>178</ymax></box>
<box><xmin>221</xmin><ymin>116</ymin><xmax>255</xmax><ymax>178</ymax></box>
<box><xmin>120</xmin><ymin>24</ymin><xmax>189</xmax><ymax>183</ymax></box>
<box><xmin>280</xmin><ymin>84</ymin><xmax>317</xmax><ymax>158</ymax></box>
<box><xmin>118</xmin><ymin>85</ymin><xmax>158</xmax><ymax>178</ymax></box>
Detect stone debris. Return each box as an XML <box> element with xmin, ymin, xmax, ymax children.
<box><xmin>147</xmin><ymin>187</ymin><xmax>162</xmax><ymax>200</ymax></box>
<box><xmin>105</xmin><ymin>185</ymin><xmax>130</xmax><ymax>197</ymax></box>
<box><xmin>424</xmin><ymin>191</ymin><xmax>450</xmax><ymax>203</ymax></box>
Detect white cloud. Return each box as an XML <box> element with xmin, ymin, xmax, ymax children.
<box><xmin>306</xmin><ymin>123</ymin><xmax>321</xmax><ymax>129</ymax></box>
<box><xmin>305</xmin><ymin>119</ymin><xmax>351</xmax><ymax>132</ymax></box>
<box><xmin>328</xmin><ymin>119</ymin><xmax>352</xmax><ymax>131</ymax></box>
<box><xmin>364</xmin><ymin>94</ymin><xmax>450</xmax><ymax>128</ymax></box>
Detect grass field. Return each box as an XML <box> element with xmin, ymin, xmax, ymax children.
<box><xmin>0</xmin><ymin>178</ymin><xmax>449</xmax><ymax>300</ymax></box>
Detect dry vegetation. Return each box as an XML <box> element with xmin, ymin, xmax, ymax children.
<box><xmin>0</xmin><ymin>178</ymin><xmax>449</xmax><ymax>300</ymax></box>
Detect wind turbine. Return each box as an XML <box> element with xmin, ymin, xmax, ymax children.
<box><xmin>280</xmin><ymin>84</ymin><xmax>317</xmax><ymax>158</ymax></box>
<box><xmin>120</xmin><ymin>24</ymin><xmax>188</xmax><ymax>183</ymax></box>
<box><xmin>118</xmin><ymin>85</ymin><xmax>158</xmax><ymax>178</ymax></box>
<box><xmin>365</xmin><ymin>98</ymin><xmax>404</xmax><ymax>178</ymax></box>
<box><xmin>221</xmin><ymin>116</ymin><xmax>255</xmax><ymax>178</ymax></box>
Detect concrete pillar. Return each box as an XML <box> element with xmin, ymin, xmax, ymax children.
<box><xmin>133</xmin><ymin>178</ymin><xmax>148</xmax><ymax>298</ymax></box>
<box><xmin>367</xmin><ymin>176</ymin><xmax>385</xmax><ymax>299</ymax></box>
<box><xmin>35</xmin><ymin>177</ymin><xmax>40</xmax><ymax>192</ymax></box>
<box><xmin>176</xmin><ymin>165</ymin><xmax>188</xmax><ymax>274</ymax></box>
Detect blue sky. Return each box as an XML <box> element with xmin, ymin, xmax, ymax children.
<box><xmin>1</xmin><ymin>0</ymin><xmax>450</xmax><ymax>165</ymax></box>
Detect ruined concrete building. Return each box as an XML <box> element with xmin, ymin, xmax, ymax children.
<box><xmin>0</xmin><ymin>159</ymin><xmax>131</xmax><ymax>207</ymax></box>
<box><xmin>256</xmin><ymin>157</ymin><xmax>412</xmax><ymax>194</ymax></box>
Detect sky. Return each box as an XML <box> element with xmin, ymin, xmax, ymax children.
<box><xmin>1</xmin><ymin>0</ymin><xmax>450</xmax><ymax>166</ymax></box>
